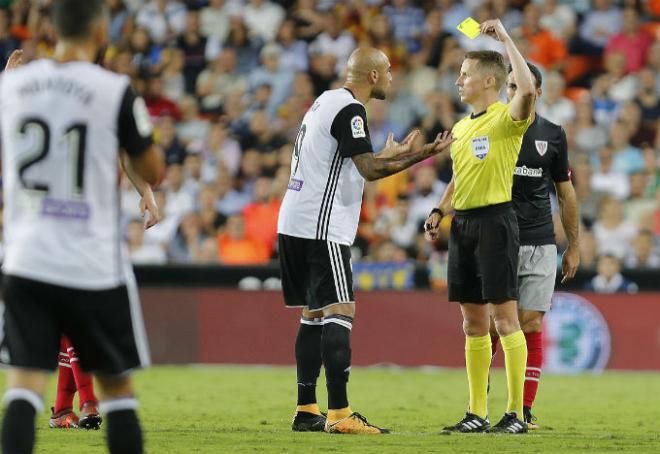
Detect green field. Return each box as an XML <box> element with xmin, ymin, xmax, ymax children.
<box><xmin>1</xmin><ymin>366</ymin><xmax>659</xmax><ymax>453</ymax></box>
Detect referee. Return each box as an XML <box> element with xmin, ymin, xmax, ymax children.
<box><xmin>425</xmin><ymin>19</ymin><xmax>535</xmax><ymax>433</ymax></box>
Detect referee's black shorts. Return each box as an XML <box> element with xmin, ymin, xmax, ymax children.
<box><xmin>278</xmin><ymin>233</ymin><xmax>354</xmax><ymax>311</ymax></box>
<box><xmin>447</xmin><ymin>202</ymin><xmax>520</xmax><ymax>304</ymax></box>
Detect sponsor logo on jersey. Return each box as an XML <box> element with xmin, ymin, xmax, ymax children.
<box><xmin>41</xmin><ymin>197</ymin><xmax>90</xmax><ymax>220</ymax></box>
<box><xmin>535</xmin><ymin>140</ymin><xmax>548</xmax><ymax>156</ymax></box>
<box><xmin>471</xmin><ymin>136</ymin><xmax>489</xmax><ymax>160</ymax></box>
<box><xmin>514</xmin><ymin>165</ymin><xmax>543</xmax><ymax>177</ymax></box>
<box><xmin>287</xmin><ymin>178</ymin><xmax>304</xmax><ymax>191</ymax></box>
<box><xmin>543</xmin><ymin>292</ymin><xmax>611</xmax><ymax>373</ymax></box>
<box><xmin>351</xmin><ymin>115</ymin><xmax>366</xmax><ymax>138</ymax></box>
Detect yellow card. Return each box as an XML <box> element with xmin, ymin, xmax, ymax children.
<box><xmin>457</xmin><ymin>17</ymin><xmax>481</xmax><ymax>39</ymax></box>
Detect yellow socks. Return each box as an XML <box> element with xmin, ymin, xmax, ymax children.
<box><xmin>501</xmin><ymin>330</ymin><xmax>528</xmax><ymax>417</ymax></box>
<box><xmin>465</xmin><ymin>334</ymin><xmax>492</xmax><ymax>419</ymax></box>
<box><xmin>327</xmin><ymin>407</ymin><xmax>352</xmax><ymax>422</ymax></box>
<box><xmin>296</xmin><ymin>404</ymin><xmax>322</xmax><ymax>415</ymax></box>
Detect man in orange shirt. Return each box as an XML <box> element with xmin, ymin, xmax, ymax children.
<box><xmin>520</xmin><ymin>3</ymin><xmax>566</xmax><ymax>71</ymax></box>
<box><xmin>217</xmin><ymin>214</ymin><xmax>270</xmax><ymax>264</ymax></box>
<box><xmin>242</xmin><ymin>176</ymin><xmax>281</xmax><ymax>256</ymax></box>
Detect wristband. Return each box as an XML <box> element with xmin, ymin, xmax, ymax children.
<box><xmin>430</xmin><ymin>208</ymin><xmax>443</xmax><ymax>217</ymax></box>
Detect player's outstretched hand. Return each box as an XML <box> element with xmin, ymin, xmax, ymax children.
<box><xmin>561</xmin><ymin>246</ymin><xmax>580</xmax><ymax>284</ymax></box>
<box><xmin>480</xmin><ymin>19</ymin><xmax>510</xmax><ymax>42</ymax></box>
<box><xmin>4</xmin><ymin>49</ymin><xmax>23</xmax><ymax>71</ymax></box>
<box><xmin>423</xmin><ymin>130</ymin><xmax>455</xmax><ymax>156</ymax></box>
<box><xmin>140</xmin><ymin>189</ymin><xmax>161</xmax><ymax>229</ymax></box>
<box><xmin>424</xmin><ymin>210</ymin><xmax>443</xmax><ymax>242</ymax></box>
<box><xmin>377</xmin><ymin>130</ymin><xmax>421</xmax><ymax>160</ymax></box>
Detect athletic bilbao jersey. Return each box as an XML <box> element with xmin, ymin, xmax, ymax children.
<box><xmin>1</xmin><ymin>59</ymin><xmax>154</xmax><ymax>289</ymax></box>
<box><xmin>512</xmin><ymin>114</ymin><xmax>570</xmax><ymax>246</ymax></box>
<box><xmin>277</xmin><ymin>88</ymin><xmax>373</xmax><ymax>246</ymax></box>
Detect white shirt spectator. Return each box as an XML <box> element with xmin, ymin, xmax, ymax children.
<box><xmin>590</xmin><ymin>171</ymin><xmax>630</xmax><ymax>200</ymax></box>
<box><xmin>538</xmin><ymin>2</ymin><xmax>576</xmax><ymax>39</ymax></box>
<box><xmin>136</xmin><ymin>0</ymin><xmax>187</xmax><ymax>44</ymax></box>
<box><xmin>579</xmin><ymin>6</ymin><xmax>623</xmax><ymax>48</ymax></box>
<box><xmin>243</xmin><ymin>0</ymin><xmax>285</xmax><ymax>43</ymax></box>
<box><xmin>311</xmin><ymin>31</ymin><xmax>356</xmax><ymax>76</ymax></box>
<box><xmin>537</xmin><ymin>98</ymin><xmax>576</xmax><ymax>126</ymax></box>
<box><xmin>200</xmin><ymin>0</ymin><xmax>231</xmax><ymax>43</ymax></box>
<box><xmin>130</xmin><ymin>244</ymin><xmax>167</xmax><ymax>265</ymax></box>
<box><xmin>592</xmin><ymin>220</ymin><xmax>637</xmax><ymax>259</ymax></box>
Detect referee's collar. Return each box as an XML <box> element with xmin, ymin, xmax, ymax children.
<box><xmin>343</xmin><ymin>87</ymin><xmax>357</xmax><ymax>99</ymax></box>
<box><xmin>470</xmin><ymin>109</ymin><xmax>488</xmax><ymax>120</ymax></box>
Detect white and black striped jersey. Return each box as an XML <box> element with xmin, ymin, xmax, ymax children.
<box><xmin>1</xmin><ymin>59</ymin><xmax>154</xmax><ymax>290</ymax></box>
<box><xmin>277</xmin><ymin>88</ymin><xmax>373</xmax><ymax>246</ymax></box>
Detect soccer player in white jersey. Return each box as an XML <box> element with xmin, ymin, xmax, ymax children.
<box><xmin>278</xmin><ymin>47</ymin><xmax>455</xmax><ymax>434</ymax></box>
<box><xmin>0</xmin><ymin>1</ymin><xmax>162</xmax><ymax>453</ymax></box>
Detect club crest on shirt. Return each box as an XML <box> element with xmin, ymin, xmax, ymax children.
<box><xmin>471</xmin><ymin>136</ymin><xmax>489</xmax><ymax>160</ymax></box>
<box><xmin>535</xmin><ymin>140</ymin><xmax>548</xmax><ymax>156</ymax></box>
<box><xmin>351</xmin><ymin>115</ymin><xmax>366</xmax><ymax>138</ymax></box>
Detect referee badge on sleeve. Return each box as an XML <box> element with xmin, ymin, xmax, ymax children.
<box><xmin>471</xmin><ymin>136</ymin><xmax>489</xmax><ymax>160</ymax></box>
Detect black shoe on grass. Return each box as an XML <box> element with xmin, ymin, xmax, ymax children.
<box><xmin>442</xmin><ymin>413</ymin><xmax>490</xmax><ymax>433</ymax></box>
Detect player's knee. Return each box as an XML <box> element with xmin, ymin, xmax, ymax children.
<box><xmin>521</xmin><ymin>316</ymin><xmax>543</xmax><ymax>333</ymax></box>
<box><xmin>323</xmin><ymin>302</ymin><xmax>355</xmax><ymax>319</ymax></box>
<box><xmin>492</xmin><ymin>315</ymin><xmax>521</xmax><ymax>337</ymax></box>
<box><xmin>95</xmin><ymin>374</ymin><xmax>134</xmax><ymax>400</ymax></box>
<box><xmin>6</xmin><ymin>369</ymin><xmax>49</xmax><ymax>397</ymax></box>
<box><xmin>462</xmin><ymin>318</ymin><xmax>489</xmax><ymax>337</ymax></box>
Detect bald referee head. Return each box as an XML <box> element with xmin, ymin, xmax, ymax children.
<box><xmin>344</xmin><ymin>47</ymin><xmax>392</xmax><ymax>102</ymax></box>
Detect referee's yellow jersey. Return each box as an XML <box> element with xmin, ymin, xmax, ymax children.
<box><xmin>450</xmin><ymin>101</ymin><xmax>531</xmax><ymax>210</ymax></box>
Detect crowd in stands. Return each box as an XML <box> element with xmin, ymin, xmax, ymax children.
<box><xmin>0</xmin><ymin>0</ymin><xmax>658</xmax><ymax>285</ymax></box>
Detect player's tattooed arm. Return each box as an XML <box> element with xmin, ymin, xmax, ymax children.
<box><xmin>120</xmin><ymin>152</ymin><xmax>161</xmax><ymax>229</ymax></box>
<box><xmin>352</xmin><ymin>130</ymin><xmax>454</xmax><ymax>181</ymax></box>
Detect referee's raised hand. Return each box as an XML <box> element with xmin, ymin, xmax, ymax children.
<box><xmin>480</xmin><ymin>19</ymin><xmax>510</xmax><ymax>42</ymax></box>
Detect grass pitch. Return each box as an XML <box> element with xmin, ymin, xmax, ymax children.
<box><xmin>1</xmin><ymin>366</ymin><xmax>659</xmax><ymax>453</ymax></box>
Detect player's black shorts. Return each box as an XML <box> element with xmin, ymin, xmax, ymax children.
<box><xmin>448</xmin><ymin>202</ymin><xmax>520</xmax><ymax>304</ymax></box>
<box><xmin>278</xmin><ymin>234</ymin><xmax>354</xmax><ymax>311</ymax></box>
<box><xmin>1</xmin><ymin>274</ymin><xmax>150</xmax><ymax>375</ymax></box>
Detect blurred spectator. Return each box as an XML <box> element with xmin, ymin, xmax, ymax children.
<box><xmin>161</xmin><ymin>49</ymin><xmax>186</xmax><ymax>101</ymax></box>
<box><xmin>578</xmin><ymin>0</ymin><xmax>623</xmax><ymax>52</ymax></box>
<box><xmin>169</xmin><ymin>212</ymin><xmax>205</xmax><ymax>262</ymax></box>
<box><xmin>128</xmin><ymin>218</ymin><xmax>167</xmax><ymax>265</ymax></box>
<box><xmin>163</xmin><ymin>164</ymin><xmax>195</xmax><ymax>218</ymax></box>
<box><xmin>276</xmin><ymin>18</ymin><xmax>309</xmax><ymax>72</ymax></box>
<box><xmin>196</xmin><ymin>48</ymin><xmax>248</xmax><ymax>113</ymax></box>
<box><xmin>590</xmin><ymin>146</ymin><xmax>630</xmax><ymax>200</ymax></box>
<box><xmin>177</xmin><ymin>10</ymin><xmax>211</xmax><ymax>93</ymax></box>
<box><xmin>369</xmin><ymin>240</ymin><xmax>409</xmax><ymax>263</ymax></box>
<box><xmin>619</xmin><ymin>102</ymin><xmax>656</xmax><ymax>149</ymax></box>
<box><xmin>375</xmin><ymin>195</ymin><xmax>418</xmax><ymax>251</ymax></box>
<box><xmin>195</xmin><ymin>120</ymin><xmax>242</xmax><ymax>179</ymax></box>
<box><xmin>492</xmin><ymin>0</ymin><xmax>523</xmax><ymax>31</ymax></box>
<box><xmin>387</xmin><ymin>72</ymin><xmax>427</xmax><ymax>132</ymax></box>
<box><xmin>248</xmin><ymin>43</ymin><xmax>295</xmax><ymax>118</ymax></box>
<box><xmin>440</xmin><ymin>0</ymin><xmax>471</xmax><ymax>37</ymax></box>
<box><xmin>176</xmin><ymin>96</ymin><xmax>210</xmax><ymax>145</ymax></box>
<box><xmin>243</xmin><ymin>0</ymin><xmax>285</xmax><ymax>43</ymax></box>
<box><xmin>0</xmin><ymin>9</ymin><xmax>20</xmax><ymax>69</ymax></box>
<box><xmin>573</xmin><ymin>92</ymin><xmax>608</xmax><ymax>155</ymax></box>
<box><xmin>225</xmin><ymin>17</ymin><xmax>262</xmax><ymax>75</ymax></box>
<box><xmin>144</xmin><ymin>190</ymin><xmax>183</xmax><ymax>248</ymax></box>
<box><xmin>538</xmin><ymin>0</ymin><xmax>576</xmax><ymax>41</ymax></box>
<box><xmin>579</xmin><ymin>230</ymin><xmax>598</xmax><ymax>268</ymax></box>
<box><xmin>592</xmin><ymin>197</ymin><xmax>637</xmax><ymax>259</ymax></box>
<box><xmin>366</xmin><ymin>101</ymin><xmax>404</xmax><ymax>152</ymax></box>
<box><xmin>200</xmin><ymin>0</ymin><xmax>230</xmax><ymax>44</ymax></box>
<box><xmin>156</xmin><ymin>115</ymin><xmax>187</xmax><ymax>165</ymax></box>
<box><xmin>290</xmin><ymin>0</ymin><xmax>325</xmax><ymax>42</ymax></box>
<box><xmin>144</xmin><ymin>76</ymin><xmax>182</xmax><ymax>120</ymax></box>
<box><xmin>584</xmin><ymin>254</ymin><xmax>638</xmax><ymax>293</ymax></box>
<box><xmin>239</xmin><ymin>111</ymin><xmax>288</xmax><ymax>173</ymax></box>
<box><xmin>606</xmin><ymin>120</ymin><xmax>645</xmax><ymax>175</ymax></box>
<box><xmin>136</xmin><ymin>0</ymin><xmax>187</xmax><ymax>44</ymax></box>
<box><xmin>405</xmin><ymin>49</ymin><xmax>438</xmax><ymax>100</ymax></box>
<box><xmin>242</xmin><ymin>176</ymin><xmax>281</xmax><ymax>255</ymax></box>
<box><xmin>217</xmin><ymin>214</ymin><xmax>270</xmax><ymax>264</ymax></box>
<box><xmin>519</xmin><ymin>3</ymin><xmax>567</xmax><ymax>71</ymax></box>
<box><xmin>604</xmin><ymin>8</ymin><xmax>653</xmax><ymax>74</ymax></box>
<box><xmin>537</xmin><ymin>71</ymin><xmax>575</xmax><ymax>126</ymax></box>
<box><xmin>108</xmin><ymin>0</ymin><xmax>131</xmax><ymax>43</ymax></box>
<box><xmin>624</xmin><ymin>230</ymin><xmax>660</xmax><ymax>268</ymax></box>
<box><xmin>636</xmin><ymin>67</ymin><xmax>660</xmax><ymax>123</ymax></box>
<box><xmin>408</xmin><ymin>166</ymin><xmax>448</xmax><ymax>228</ymax></box>
<box><xmin>624</xmin><ymin>171</ymin><xmax>657</xmax><ymax>226</ymax></box>
<box><xmin>129</xmin><ymin>27</ymin><xmax>163</xmax><ymax>73</ymax></box>
<box><xmin>382</xmin><ymin>0</ymin><xmax>425</xmax><ymax>53</ymax></box>
<box><xmin>311</xmin><ymin>10</ymin><xmax>356</xmax><ymax>75</ymax></box>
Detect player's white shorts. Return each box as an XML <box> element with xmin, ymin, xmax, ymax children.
<box><xmin>517</xmin><ymin>244</ymin><xmax>557</xmax><ymax>312</ymax></box>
